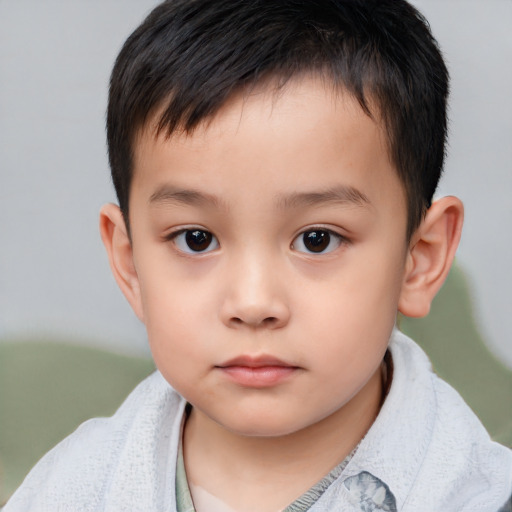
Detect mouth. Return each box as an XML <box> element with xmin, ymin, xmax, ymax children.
<box><xmin>216</xmin><ymin>355</ymin><xmax>299</xmax><ymax>388</ymax></box>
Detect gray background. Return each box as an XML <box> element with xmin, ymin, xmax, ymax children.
<box><xmin>1</xmin><ymin>1</ymin><xmax>511</xmax><ymax>365</ymax></box>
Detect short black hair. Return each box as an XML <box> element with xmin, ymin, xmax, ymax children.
<box><xmin>107</xmin><ymin>0</ymin><xmax>449</xmax><ymax>239</ymax></box>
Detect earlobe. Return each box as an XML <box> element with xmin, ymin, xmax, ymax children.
<box><xmin>398</xmin><ymin>196</ymin><xmax>464</xmax><ymax>318</ymax></box>
<box><xmin>99</xmin><ymin>204</ymin><xmax>145</xmax><ymax>322</ymax></box>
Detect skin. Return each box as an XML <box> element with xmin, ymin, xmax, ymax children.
<box><xmin>100</xmin><ymin>76</ymin><xmax>463</xmax><ymax>511</ymax></box>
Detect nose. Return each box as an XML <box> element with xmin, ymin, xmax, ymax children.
<box><xmin>219</xmin><ymin>252</ymin><xmax>291</xmax><ymax>330</ymax></box>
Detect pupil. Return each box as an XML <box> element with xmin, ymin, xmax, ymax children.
<box><xmin>303</xmin><ymin>231</ymin><xmax>330</xmax><ymax>252</ymax></box>
<box><xmin>186</xmin><ymin>230</ymin><xmax>212</xmax><ymax>251</ymax></box>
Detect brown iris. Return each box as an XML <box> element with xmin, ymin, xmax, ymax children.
<box><xmin>302</xmin><ymin>231</ymin><xmax>330</xmax><ymax>253</ymax></box>
<box><xmin>185</xmin><ymin>230</ymin><xmax>213</xmax><ymax>251</ymax></box>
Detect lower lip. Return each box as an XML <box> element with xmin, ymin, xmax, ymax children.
<box><xmin>219</xmin><ymin>366</ymin><xmax>297</xmax><ymax>387</ymax></box>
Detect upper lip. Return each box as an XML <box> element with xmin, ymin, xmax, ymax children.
<box><xmin>217</xmin><ymin>355</ymin><xmax>295</xmax><ymax>368</ymax></box>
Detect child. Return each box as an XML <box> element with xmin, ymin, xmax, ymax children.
<box><xmin>5</xmin><ymin>0</ymin><xmax>512</xmax><ymax>510</ymax></box>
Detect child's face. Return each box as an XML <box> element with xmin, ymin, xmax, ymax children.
<box><xmin>128</xmin><ymin>77</ymin><xmax>410</xmax><ymax>437</ymax></box>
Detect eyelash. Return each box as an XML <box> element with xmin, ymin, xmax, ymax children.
<box><xmin>164</xmin><ymin>226</ymin><xmax>349</xmax><ymax>256</ymax></box>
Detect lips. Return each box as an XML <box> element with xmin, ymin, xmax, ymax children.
<box><xmin>219</xmin><ymin>355</ymin><xmax>293</xmax><ymax>368</ymax></box>
<box><xmin>216</xmin><ymin>355</ymin><xmax>298</xmax><ymax>387</ymax></box>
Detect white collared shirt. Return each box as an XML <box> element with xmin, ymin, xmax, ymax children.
<box><xmin>5</xmin><ymin>330</ymin><xmax>512</xmax><ymax>511</ymax></box>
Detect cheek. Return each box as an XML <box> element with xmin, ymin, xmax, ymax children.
<box><xmin>138</xmin><ymin>273</ymin><xmax>214</xmax><ymax>378</ymax></box>
<box><xmin>296</xmin><ymin>247</ymin><xmax>404</xmax><ymax>368</ymax></box>
<box><xmin>304</xmin><ymin>254</ymin><xmax>402</xmax><ymax>326</ymax></box>
<box><xmin>344</xmin><ymin>239</ymin><xmax>406</xmax><ymax>311</ymax></box>
<box><xmin>144</xmin><ymin>308</ymin><xmax>212</xmax><ymax>401</ymax></box>
<box><xmin>137</xmin><ymin>246</ymin><xmax>215</xmax><ymax>328</ymax></box>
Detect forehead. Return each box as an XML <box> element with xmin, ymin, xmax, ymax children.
<box><xmin>136</xmin><ymin>74</ymin><xmax>386</xmax><ymax>159</ymax></box>
<box><xmin>130</xmin><ymin>76</ymin><xmax>405</xmax><ymax>223</ymax></box>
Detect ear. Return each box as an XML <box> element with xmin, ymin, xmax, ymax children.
<box><xmin>398</xmin><ymin>196</ymin><xmax>464</xmax><ymax>318</ymax></box>
<box><xmin>99</xmin><ymin>203</ymin><xmax>144</xmax><ymax>322</ymax></box>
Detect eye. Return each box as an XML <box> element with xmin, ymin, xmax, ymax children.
<box><xmin>291</xmin><ymin>229</ymin><xmax>344</xmax><ymax>254</ymax></box>
<box><xmin>171</xmin><ymin>229</ymin><xmax>219</xmax><ymax>254</ymax></box>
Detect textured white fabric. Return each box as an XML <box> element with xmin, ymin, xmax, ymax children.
<box><xmin>4</xmin><ymin>329</ymin><xmax>512</xmax><ymax>511</ymax></box>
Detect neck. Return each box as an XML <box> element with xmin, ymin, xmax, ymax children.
<box><xmin>183</xmin><ymin>363</ymin><xmax>385</xmax><ymax>512</ymax></box>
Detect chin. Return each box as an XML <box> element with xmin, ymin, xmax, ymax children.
<box><xmin>212</xmin><ymin>409</ymin><xmax>316</xmax><ymax>439</ymax></box>
<box><xmin>227</xmin><ymin>422</ymin><xmax>301</xmax><ymax>438</ymax></box>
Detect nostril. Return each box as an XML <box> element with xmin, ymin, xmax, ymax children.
<box><xmin>229</xmin><ymin>316</ymin><xmax>279</xmax><ymax>327</ymax></box>
<box><xmin>260</xmin><ymin>316</ymin><xmax>282</xmax><ymax>328</ymax></box>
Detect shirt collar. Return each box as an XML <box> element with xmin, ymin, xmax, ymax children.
<box><xmin>338</xmin><ymin>328</ymin><xmax>437</xmax><ymax>511</ymax></box>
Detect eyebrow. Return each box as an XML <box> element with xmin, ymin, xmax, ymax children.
<box><xmin>149</xmin><ymin>185</ymin><xmax>223</xmax><ymax>208</ymax></box>
<box><xmin>276</xmin><ymin>185</ymin><xmax>371</xmax><ymax>210</ymax></box>
<box><xmin>149</xmin><ymin>184</ymin><xmax>370</xmax><ymax>210</ymax></box>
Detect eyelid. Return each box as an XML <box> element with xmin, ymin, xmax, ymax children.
<box><xmin>163</xmin><ymin>224</ymin><xmax>210</xmax><ymax>240</ymax></box>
